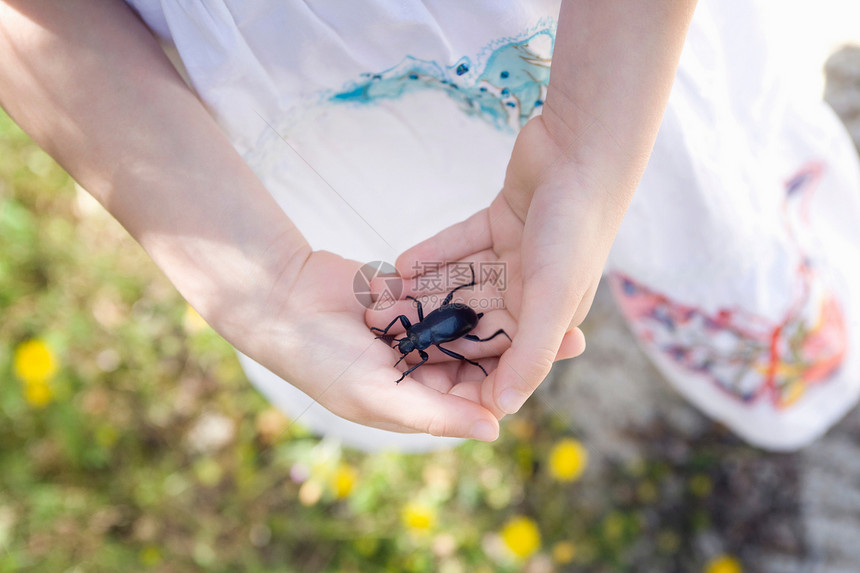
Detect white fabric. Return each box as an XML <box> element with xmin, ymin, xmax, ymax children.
<box><xmin>125</xmin><ymin>0</ymin><xmax>860</xmax><ymax>451</ymax></box>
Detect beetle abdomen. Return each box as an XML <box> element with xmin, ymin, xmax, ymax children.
<box><xmin>412</xmin><ymin>303</ymin><xmax>479</xmax><ymax>348</ymax></box>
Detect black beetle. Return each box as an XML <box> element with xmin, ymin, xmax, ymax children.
<box><xmin>371</xmin><ymin>263</ymin><xmax>511</xmax><ymax>383</ymax></box>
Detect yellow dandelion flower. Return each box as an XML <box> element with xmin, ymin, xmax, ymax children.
<box><xmin>548</xmin><ymin>438</ymin><xmax>588</xmax><ymax>482</ymax></box>
<box><xmin>24</xmin><ymin>380</ymin><xmax>53</xmax><ymax>408</ymax></box>
<box><xmin>330</xmin><ymin>463</ymin><xmax>357</xmax><ymax>499</ymax></box>
<box><xmin>13</xmin><ymin>339</ymin><xmax>58</xmax><ymax>384</ymax></box>
<box><xmin>552</xmin><ymin>540</ymin><xmax>576</xmax><ymax>564</ymax></box>
<box><xmin>500</xmin><ymin>516</ymin><xmax>541</xmax><ymax>560</ymax></box>
<box><xmin>401</xmin><ymin>502</ymin><xmax>436</xmax><ymax>532</ymax></box>
<box><xmin>704</xmin><ymin>555</ymin><xmax>743</xmax><ymax>573</ymax></box>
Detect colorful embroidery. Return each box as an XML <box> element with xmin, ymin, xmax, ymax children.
<box><xmin>329</xmin><ymin>26</ymin><xmax>555</xmax><ymax>132</ymax></box>
<box><xmin>611</xmin><ymin>162</ymin><xmax>847</xmax><ymax>409</ymax></box>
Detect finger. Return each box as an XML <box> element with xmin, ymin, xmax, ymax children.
<box><xmin>396</xmin><ymin>209</ymin><xmax>493</xmax><ymax>278</ymax></box>
<box><xmin>406</xmin><ymin>354</ymin><xmax>505</xmax><ymax>383</ymax></box>
<box><xmin>383</xmin><ymin>340</ymin><xmax>506</xmax><ymax>383</ymax></box>
<box><xmin>368</xmin><ymin>250</ymin><xmax>498</xmax><ymax>313</ymax></box>
<box><xmin>567</xmin><ymin>284</ymin><xmax>598</xmax><ymax>331</ymax></box>
<box><xmin>411</xmin><ymin>356</ymin><xmax>501</xmax><ymax>384</ymax></box>
<box><xmin>406</xmin><ymin>357</ymin><xmax>501</xmax><ymax>386</ymax></box>
<box><xmin>555</xmin><ymin>328</ymin><xmax>586</xmax><ymax>361</ymax></box>
<box><xmin>448</xmin><ymin>379</ymin><xmax>484</xmax><ymax>403</ymax></box>
<box><xmin>396</xmin><ymin>250</ymin><xmax>499</xmax><ymax>299</ymax></box>
<box><xmin>348</xmin><ymin>374</ymin><xmax>500</xmax><ymax>441</ymax></box>
<box><xmin>403</xmin><ymin>361</ymin><xmax>460</xmax><ymax>393</ymax></box>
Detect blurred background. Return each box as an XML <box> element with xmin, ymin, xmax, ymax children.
<box><xmin>2</xmin><ymin>19</ymin><xmax>860</xmax><ymax>573</ymax></box>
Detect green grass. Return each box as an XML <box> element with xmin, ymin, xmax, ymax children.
<box><xmin>0</xmin><ymin>109</ymin><xmax>753</xmax><ymax>573</ymax></box>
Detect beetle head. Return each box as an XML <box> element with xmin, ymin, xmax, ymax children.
<box><xmin>397</xmin><ymin>338</ymin><xmax>415</xmax><ymax>354</ymax></box>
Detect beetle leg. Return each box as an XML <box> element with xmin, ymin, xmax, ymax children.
<box><xmin>393</xmin><ymin>348</ymin><xmax>411</xmax><ymax>367</ymax></box>
<box><xmin>406</xmin><ymin>295</ymin><xmax>424</xmax><ymax>321</ymax></box>
<box><xmin>442</xmin><ymin>263</ymin><xmax>477</xmax><ymax>306</ymax></box>
<box><xmin>395</xmin><ymin>349</ymin><xmax>429</xmax><ymax>383</ymax></box>
<box><xmin>435</xmin><ymin>344</ymin><xmax>488</xmax><ymax>377</ymax></box>
<box><xmin>464</xmin><ymin>329</ymin><xmax>512</xmax><ymax>343</ymax></box>
<box><xmin>371</xmin><ymin>314</ymin><xmax>412</xmax><ymax>337</ymax></box>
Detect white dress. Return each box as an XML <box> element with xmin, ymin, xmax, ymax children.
<box><xmin>125</xmin><ymin>0</ymin><xmax>860</xmax><ymax>451</ymax></box>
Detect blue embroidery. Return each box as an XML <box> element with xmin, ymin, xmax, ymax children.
<box><xmin>329</xmin><ymin>26</ymin><xmax>555</xmax><ymax>133</ymax></box>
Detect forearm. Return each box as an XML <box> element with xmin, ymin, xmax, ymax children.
<box><xmin>540</xmin><ymin>0</ymin><xmax>697</xmax><ymax>202</ymax></box>
<box><xmin>0</xmin><ymin>0</ymin><xmax>311</xmax><ymax>337</ymax></box>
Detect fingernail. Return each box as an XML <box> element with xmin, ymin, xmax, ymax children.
<box><xmin>498</xmin><ymin>389</ymin><xmax>526</xmax><ymax>414</ymax></box>
<box><xmin>470</xmin><ymin>420</ymin><xmax>498</xmax><ymax>441</ymax></box>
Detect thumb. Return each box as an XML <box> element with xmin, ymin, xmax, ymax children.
<box><xmin>365</xmin><ymin>379</ymin><xmax>502</xmax><ymax>441</ymax></box>
<box><xmin>490</xmin><ymin>267</ymin><xmax>583</xmax><ymax>415</ymax></box>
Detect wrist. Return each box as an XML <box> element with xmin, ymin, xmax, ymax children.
<box><xmin>540</xmin><ymin>0</ymin><xmax>698</xmax><ymax>195</ymax></box>
<box><xmin>156</xmin><ymin>209</ymin><xmax>311</xmax><ymax>350</ymax></box>
<box><xmin>505</xmin><ymin>115</ymin><xmax>638</xmax><ymax>224</ymax></box>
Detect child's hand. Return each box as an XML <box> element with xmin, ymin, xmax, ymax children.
<box><xmin>246</xmin><ymin>250</ymin><xmax>502</xmax><ymax>441</ymax></box>
<box><xmin>393</xmin><ymin>115</ymin><xmax>623</xmax><ymax>418</ymax></box>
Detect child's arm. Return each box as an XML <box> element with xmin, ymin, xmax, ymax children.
<box><xmin>0</xmin><ymin>0</ymin><xmax>309</xmax><ymax>337</ymax></box>
<box><xmin>0</xmin><ymin>0</ymin><xmax>501</xmax><ymax>440</ymax></box>
<box><xmin>397</xmin><ymin>0</ymin><xmax>698</xmax><ymax>417</ymax></box>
